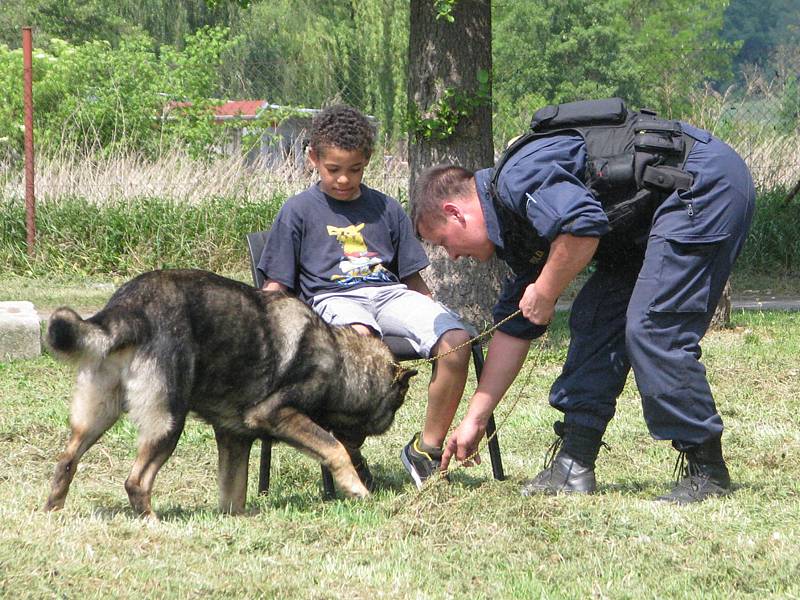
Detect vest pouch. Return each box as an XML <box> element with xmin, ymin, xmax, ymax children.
<box><xmin>642</xmin><ymin>165</ymin><xmax>694</xmax><ymax>193</ymax></box>
<box><xmin>587</xmin><ymin>153</ymin><xmax>635</xmax><ymax>192</ymax></box>
<box><xmin>634</xmin><ymin>131</ymin><xmax>684</xmax><ymax>155</ymax></box>
<box><xmin>531</xmin><ymin>98</ymin><xmax>627</xmax><ymax>130</ymax></box>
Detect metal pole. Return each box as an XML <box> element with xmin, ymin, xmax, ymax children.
<box><xmin>23</xmin><ymin>27</ymin><xmax>36</xmax><ymax>257</ymax></box>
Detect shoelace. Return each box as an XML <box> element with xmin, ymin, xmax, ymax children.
<box><xmin>542</xmin><ymin>434</ymin><xmax>564</xmax><ymax>471</ymax></box>
<box><xmin>671</xmin><ymin>451</ymin><xmax>710</xmax><ymax>492</ymax></box>
<box><xmin>541</xmin><ymin>421</ymin><xmax>611</xmax><ymax>471</ymax></box>
<box><xmin>541</xmin><ymin>421</ymin><xmax>566</xmax><ymax>470</ymax></box>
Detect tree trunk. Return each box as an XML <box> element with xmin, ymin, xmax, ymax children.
<box><xmin>709</xmin><ymin>280</ymin><xmax>732</xmax><ymax>329</ymax></box>
<box><xmin>408</xmin><ymin>0</ymin><xmax>508</xmax><ymax>329</ymax></box>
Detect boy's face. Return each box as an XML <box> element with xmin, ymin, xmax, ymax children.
<box><xmin>309</xmin><ymin>146</ymin><xmax>369</xmax><ymax>201</ymax></box>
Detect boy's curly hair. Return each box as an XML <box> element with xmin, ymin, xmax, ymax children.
<box><xmin>309</xmin><ymin>105</ymin><xmax>375</xmax><ymax>158</ymax></box>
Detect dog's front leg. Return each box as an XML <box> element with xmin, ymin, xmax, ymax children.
<box><xmin>334</xmin><ymin>432</ymin><xmax>374</xmax><ymax>492</ymax></box>
<box><xmin>246</xmin><ymin>405</ymin><xmax>369</xmax><ymax>499</ymax></box>
<box><xmin>124</xmin><ymin>417</ymin><xmax>185</xmax><ymax>520</ymax></box>
<box><xmin>213</xmin><ymin>427</ymin><xmax>253</xmax><ymax>514</ymax></box>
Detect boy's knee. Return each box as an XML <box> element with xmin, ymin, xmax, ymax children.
<box><xmin>434</xmin><ymin>328</ymin><xmax>472</xmax><ymax>367</ymax></box>
<box><xmin>351</xmin><ymin>323</ymin><xmax>377</xmax><ymax>337</ymax></box>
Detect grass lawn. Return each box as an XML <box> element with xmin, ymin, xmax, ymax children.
<box><xmin>1</xmin><ymin>306</ymin><xmax>798</xmax><ymax>599</ymax></box>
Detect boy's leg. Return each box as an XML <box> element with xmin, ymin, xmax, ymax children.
<box><xmin>374</xmin><ymin>287</ymin><xmax>470</xmax><ymax>487</ymax></box>
<box><xmin>310</xmin><ymin>291</ymin><xmax>381</xmax><ymax>336</ymax></box>
<box><xmin>422</xmin><ymin>328</ymin><xmax>471</xmax><ymax>447</ymax></box>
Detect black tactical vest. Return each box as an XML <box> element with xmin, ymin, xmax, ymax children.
<box><xmin>490</xmin><ymin>98</ymin><xmax>696</xmax><ymax>269</ymax></box>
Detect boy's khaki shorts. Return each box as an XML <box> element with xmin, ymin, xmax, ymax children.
<box><xmin>310</xmin><ymin>284</ymin><xmax>468</xmax><ymax>357</ymax></box>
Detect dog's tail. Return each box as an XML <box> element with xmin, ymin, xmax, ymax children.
<box><xmin>47</xmin><ymin>307</ymin><xmax>114</xmax><ymax>360</ymax></box>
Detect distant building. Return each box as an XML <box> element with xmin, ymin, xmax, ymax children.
<box><xmin>161</xmin><ymin>100</ymin><xmax>376</xmax><ymax>168</ymax></box>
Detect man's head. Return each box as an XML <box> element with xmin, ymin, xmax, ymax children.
<box><xmin>308</xmin><ymin>105</ymin><xmax>375</xmax><ymax>201</ymax></box>
<box><xmin>411</xmin><ymin>165</ymin><xmax>495</xmax><ymax>262</ymax></box>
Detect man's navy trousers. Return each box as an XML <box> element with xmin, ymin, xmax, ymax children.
<box><xmin>549</xmin><ymin>131</ymin><xmax>756</xmax><ymax>447</ymax></box>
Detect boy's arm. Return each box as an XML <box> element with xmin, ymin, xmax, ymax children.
<box><xmin>401</xmin><ymin>271</ymin><xmax>432</xmax><ymax>297</ymax></box>
<box><xmin>261</xmin><ymin>279</ymin><xmax>288</xmax><ymax>293</ymax></box>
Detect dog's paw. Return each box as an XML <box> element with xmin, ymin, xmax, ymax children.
<box><xmin>43</xmin><ymin>499</ymin><xmax>64</xmax><ymax>512</ymax></box>
<box><xmin>344</xmin><ymin>481</ymin><xmax>370</xmax><ymax>499</ymax></box>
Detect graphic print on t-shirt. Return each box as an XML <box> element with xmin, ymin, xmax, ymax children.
<box><xmin>326</xmin><ymin>223</ymin><xmax>394</xmax><ymax>286</ymax></box>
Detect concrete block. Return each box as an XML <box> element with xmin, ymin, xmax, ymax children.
<box><xmin>0</xmin><ymin>301</ymin><xmax>41</xmax><ymax>361</ymax></box>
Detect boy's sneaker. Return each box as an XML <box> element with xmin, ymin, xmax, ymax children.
<box><xmin>400</xmin><ymin>433</ymin><xmax>443</xmax><ymax>489</ymax></box>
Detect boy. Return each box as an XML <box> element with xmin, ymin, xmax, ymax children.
<box><xmin>258</xmin><ymin>105</ymin><xmax>471</xmax><ymax>489</ymax></box>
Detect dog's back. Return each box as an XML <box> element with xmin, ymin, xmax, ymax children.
<box><xmin>48</xmin><ymin>268</ymin><xmax>407</xmax><ymax>442</ymax></box>
<box><xmin>50</xmin><ymin>270</ymin><xmax>316</xmax><ymax>429</ymax></box>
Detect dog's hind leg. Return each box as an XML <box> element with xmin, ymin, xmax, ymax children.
<box><xmin>213</xmin><ymin>427</ymin><xmax>253</xmax><ymax>514</ymax></box>
<box><xmin>245</xmin><ymin>405</ymin><xmax>369</xmax><ymax>499</ymax></box>
<box><xmin>122</xmin><ymin>356</ymin><xmax>187</xmax><ymax>519</ymax></box>
<box><xmin>45</xmin><ymin>364</ymin><xmax>124</xmax><ymax>511</ymax></box>
<box><xmin>124</xmin><ymin>416</ymin><xmax>185</xmax><ymax>519</ymax></box>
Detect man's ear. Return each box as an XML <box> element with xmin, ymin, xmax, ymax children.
<box><xmin>443</xmin><ymin>201</ymin><xmax>465</xmax><ymax>225</ymax></box>
<box><xmin>442</xmin><ymin>202</ymin><xmax>466</xmax><ymax>225</ymax></box>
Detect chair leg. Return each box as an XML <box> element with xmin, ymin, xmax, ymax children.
<box><xmin>471</xmin><ymin>342</ymin><xmax>505</xmax><ymax>481</ymax></box>
<box><xmin>485</xmin><ymin>413</ymin><xmax>505</xmax><ymax>481</ymax></box>
<box><xmin>260</xmin><ymin>436</ymin><xmax>338</xmax><ymax>500</ymax></box>
<box><xmin>258</xmin><ymin>437</ymin><xmax>272</xmax><ymax>495</ymax></box>
<box><xmin>321</xmin><ymin>466</ymin><xmax>336</xmax><ymax>500</ymax></box>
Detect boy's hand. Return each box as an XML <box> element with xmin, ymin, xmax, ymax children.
<box><xmin>401</xmin><ymin>272</ymin><xmax>432</xmax><ymax>297</ymax></box>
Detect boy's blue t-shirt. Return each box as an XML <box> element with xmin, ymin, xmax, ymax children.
<box><xmin>258</xmin><ymin>182</ymin><xmax>430</xmax><ymax>302</ymax></box>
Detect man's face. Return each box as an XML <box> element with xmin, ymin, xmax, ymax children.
<box><xmin>417</xmin><ymin>199</ymin><xmax>495</xmax><ymax>262</ymax></box>
<box><xmin>309</xmin><ymin>146</ymin><xmax>368</xmax><ymax>201</ymax></box>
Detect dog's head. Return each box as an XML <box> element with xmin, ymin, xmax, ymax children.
<box><xmin>390</xmin><ymin>366</ymin><xmax>418</xmax><ymax>408</ymax></box>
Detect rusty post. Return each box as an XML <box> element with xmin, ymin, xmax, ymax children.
<box><xmin>23</xmin><ymin>27</ymin><xmax>36</xmax><ymax>256</ymax></box>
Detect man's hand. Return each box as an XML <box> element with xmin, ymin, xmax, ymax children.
<box><xmin>519</xmin><ymin>282</ymin><xmax>556</xmax><ymax>325</ymax></box>
<box><xmin>521</xmin><ymin>234</ymin><xmax>599</xmax><ymax>325</ymax></box>
<box><xmin>440</xmin><ymin>416</ymin><xmax>486</xmax><ymax>472</ymax></box>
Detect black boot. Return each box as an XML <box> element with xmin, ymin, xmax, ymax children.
<box><xmin>521</xmin><ymin>422</ymin><xmax>604</xmax><ymax>496</ymax></box>
<box><xmin>656</xmin><ymin>436</ymin><xmax>731</xmax><ymax>504</ymax></box>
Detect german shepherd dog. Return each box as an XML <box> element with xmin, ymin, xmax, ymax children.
<box><xmin>44</xmin><ymin>269</ymin><xmax>416</xmax><ymax>518</ymax></box>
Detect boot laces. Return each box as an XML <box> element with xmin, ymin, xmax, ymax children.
<box><xmin>542</xmin><ymin>421</ymin><xmax>610</xmax><ymax>471</ymax></box>
<box><xmin>672</xmin><ymin>450</ymin><xmax>708</xmax><ymax>491</ymax></box>
<box><xmin>542</xmin><ymin>435</ymin><xmax>564</xmax><ymax>470</ymax></box>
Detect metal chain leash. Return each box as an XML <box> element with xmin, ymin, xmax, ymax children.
<box><xmin>387</xmin><ymin>306</ymin><xmax>550</xmax><ymax>483</ymax></box>
<box><xmin>390</xmin><ymin>308</ymin><xmax>525</xmax><ymax>373</ymax></box>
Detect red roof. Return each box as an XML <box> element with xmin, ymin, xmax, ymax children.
<box><xmin>161</xmin><ymin>100</ymin><xmax>269</xmax><ymax>120</ymax></box>
<box><xmin>213</xmin><ymin>100</ymin><xmax>267</xmax><ymax>118</ymax></box>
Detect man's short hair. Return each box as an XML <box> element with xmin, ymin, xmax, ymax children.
<box><xmin>410</xmin><ymin>165</ymin><xmax>475</xmax><ymax>230</ymax></box>
<box><xmin>309</xmin><ymin>105</ymin><xmax>374</xmax><ymax>158</ymax></box>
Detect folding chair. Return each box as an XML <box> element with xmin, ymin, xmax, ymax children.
<box><xmin>246</xmin><ymin>230</ymin><xmax>504</xmax><ymax>499</ymax></box>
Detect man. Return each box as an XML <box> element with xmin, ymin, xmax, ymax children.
<box><xmin>410</xmin><ymin>98</ymin><xmax>755</xmax><ymax>503</ymax></box>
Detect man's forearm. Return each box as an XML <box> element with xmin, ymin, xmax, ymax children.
<box><xmin>466</xmin><ymin>331</ymin><xmax>532</xmax><ymax>424</ymax></box>
<box><xmin>535</xmin><ymin>233</ymin><xmax>599</xmax><ymax>301</ymax></box>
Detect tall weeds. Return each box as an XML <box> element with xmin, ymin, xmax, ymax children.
<box><xmin>1</xmin><ymin>146</ymin><xmax>408</xmax><ymax>206</ymax></box>
<box><xmin>1</xmin><ymin>126</ymin><xmax>797</xmax><ymax>279</ymax></box>
<box><xmin>0</xmin><ymin>195</ymin><xmax>281</xmax><ymax>276</ymax></box>
<box><xmin>0</xmin><ymin>147</ymin><xmax>411</xmax><ymax>277</ymax></box>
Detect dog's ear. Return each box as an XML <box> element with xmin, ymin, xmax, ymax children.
<box><xmin>397</xmin><ymin>368</ymin><xmax>418</xmax><ymax>386</ymax></box>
